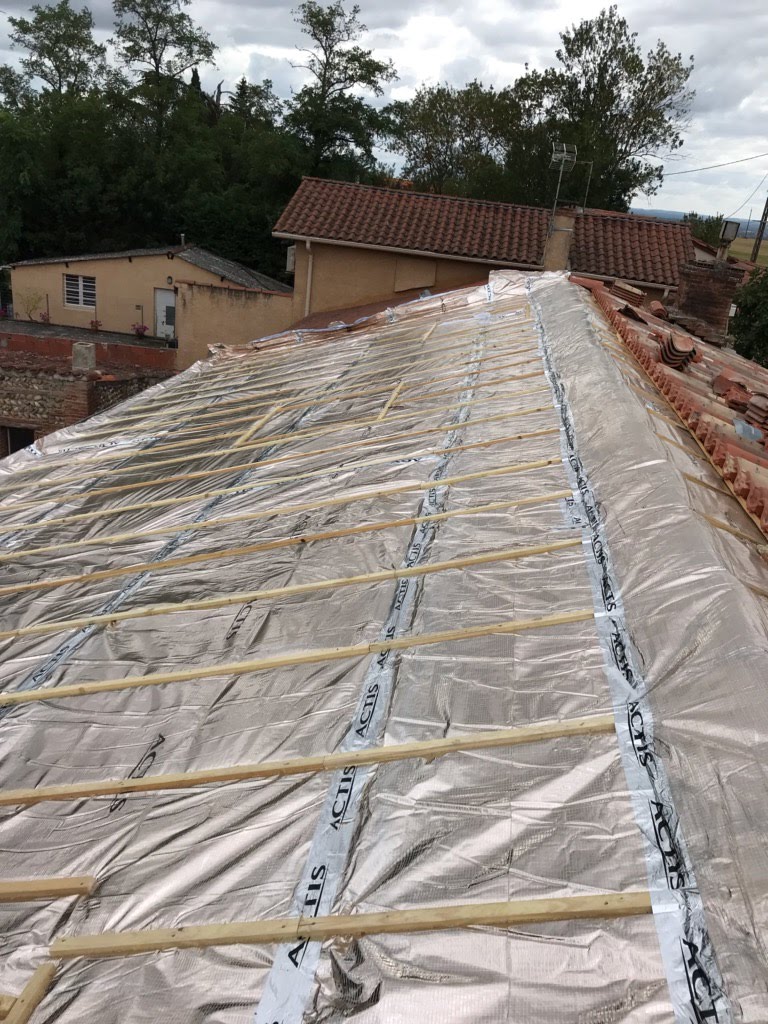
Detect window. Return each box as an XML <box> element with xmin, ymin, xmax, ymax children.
<box><xmin>63</xmin><ymin>273</ymin><xmax>96</xmax><ymax>308</ymax></box>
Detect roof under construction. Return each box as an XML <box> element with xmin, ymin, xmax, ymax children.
<box><xmin>0</xmin><ymin>271</ymin><xmax>766</xmax><ymax>1022</ymax></box>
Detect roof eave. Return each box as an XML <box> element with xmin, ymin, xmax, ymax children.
<box><xmin>9</xmin><ymin>248</ymin><xmax>184</xmax><ymax>269</ymax></box>
<box><xmin>273</xmin><ymin>232</ymin><xmax>545</xmax><ymax>271</ymax></box>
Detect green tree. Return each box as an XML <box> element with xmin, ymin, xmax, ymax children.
<box><xmin>227</xmin><ymin>76</ymin><xmax>283</xmax><ymax>129</ymax></box>
<box><xmin>0</xmin><ymin>66</ymin><xmax>35</xmax><ymax>110</ymax></box>
<box><xmin>112</xmin><ymin>0</ymin><xmax>216</xmax><ymax>84</ymax></box>
<box><xmin>111</xmin><ymin>0</ymin><xmax>217</xmax><ymax>138</ymax></box>
<box><xmin>525</xmin><ymin>5</ymin><xmax>694</xmax><ymax>209</ymax></box>
<box><xmin>732</xmin><ymin>268</ymin><xmax>768</xmax><ymax>367</ymax></box>
<box><xmin>684</xmin><ymin>211</ymin><xmax>724</xmax><ymax>248</ymax></box>
<box><xmin>383</xmin><ymin>6</ymin><xmax>694</xmax><ymax>211</ymax></box>
<box><xmin>7</xmin><ymin>0</ymin><xmax>107</xmax><ymax>94</ymax></box>
<box><xmin>386</xmin><ymin>81</ymin><xmax>515</xmax><ymax>195</ymax></box>
<box><xmin>285</xmin><ymin>1</ymin><xmax>397</xmax><ymax>173</ymax></box>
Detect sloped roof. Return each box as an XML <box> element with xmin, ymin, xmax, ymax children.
<box><xmin>9</xmin><ymin>246</ymin><xmax>184</xmax><ymax>266</ymax></box>
<box><xmin>571</xmin><ymin>210</ymin><xmax>695</xmax><ymax>286</ymax></box>
<box><xmin>583</xmin><ymin>274</ymin><xmax>768</xmax><ymax>533</ymax></box>
<box><xmin>9</xmin><ymin>245</ymin><xmax>290</xmax><ymax>293</ymax></box>
<box><xmin>177</xmin><ymin>247</ymin><xmax>291</xmax><ymax>292</ymax></box>
<box><xmin>0</xmin><ymin>271</ymin><xmax>766</xmax><ymax>1022</ymax></box>
<box><xmin>273</xmin><ymin>177</ymin><xmax>551</xmax><ymax>266</ymax></box>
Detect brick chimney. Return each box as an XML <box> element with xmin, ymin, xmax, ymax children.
<box><xmin>672</xmin><ymin>261</ymin><xmax>743</xmax><ymax>343</ymax></box>
<box><xmin>543</xmin><ymin>206</ymin><xmax>577</xmax><ymax>271</ymax></box>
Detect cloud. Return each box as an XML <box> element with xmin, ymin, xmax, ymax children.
<box><xmin>1</xmin><ymin>0</ymin><xmax>766</xmax><ymax>213</ymax></box>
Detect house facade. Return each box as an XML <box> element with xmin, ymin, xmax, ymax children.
<box><xmin>7</xmin><ymin>245</ymin><xmax>293</xmax><ymax>369</ymax></box>
<box><xmin>274</xmin><ymin>178</ymin><xmax>698</xmax><ymax>323</ymax></box>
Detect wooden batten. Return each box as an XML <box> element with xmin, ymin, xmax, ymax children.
<box><xmin>50</xmin><ymin>892</ymin><xmax>652</xmax><ymax>959</ymax></box>
<box><xmin>0</xmin><ymin>489</ymin><xmax>573</xmax><ymax>593</ymax></box>
<box><xmin>2</xmin><ymin>965</ymin><xmax>57</xmax><ymax>1024</ymax></box>
<box><xmin>0</xmin><ymin>877</ymin><xmax>96</xmax><ymax>902</ymax></box>
<box><xmin>0</xmin><ymin>713</ymin><xmax>615</xmax><ymax>808</ymax></box>
<box><xmin>0</xmin><ymin>610</ymin><xmax>594</xmax><ymax>707</ymax></box>
<box><xmin>0</xmin><ymin>538</ymin><xmax>580</xmax><ymax>642</ymax></box>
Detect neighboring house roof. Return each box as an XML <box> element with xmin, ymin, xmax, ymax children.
<box><xmin>692</xmin><ymin>236</ymin><xmax>719</xmax><ymax>257</ymax></box>
<box><xmin>177</xmin><ymin>247</ymin><xmax>291</xmax><ymax>292</ymax></box>
<box><xmin>570</xmin><ymin>210</ymin><xmax>695</xmax><ymax>286</ymax></box>
<box><xmin>274</xmin><ymin>178</ymin><xmax>698</xmax><ymax>288</ymax></box>
<box><xmin>273</xmin><ymin>177</ymin><xmax>551</xmax><ymax>267</ymax></box>
<box><xmin>690</xmin><ymin>238</ymin><xmax>757</xmax><ymax>285</ymax></box>
<box><xmin>8</xmin><ymin>245</ymin><xmax>291</xmax><ymax>294</ymax></box>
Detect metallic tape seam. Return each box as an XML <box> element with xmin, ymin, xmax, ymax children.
<box><xmin>528</xmin><ymin>276</ymin><xmax>730</xmax><ymax>1024</ymax></box>
<box><xmin>253</xmin><ymin>312</ymin><xmax>511</xmax><ymax>1024</ymax></box>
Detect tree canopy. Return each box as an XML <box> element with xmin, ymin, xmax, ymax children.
<box><xmin>387</xmin><ymin>6</ymin><xmax>694</xmax><ymax>210</ymax></box>
<box><xmin>285</xmin><ymin>1</ymin><xmax>397</xmax><ymax>173</ymax></box>
<box><xmin>111</xmin><ymin>0</ymin><xmax>216</xmax><ymax>83</ymax></box>
<box><xmin>0</xmin><ymin>1</ymin><xmax>696</xmax><ymax>278</ymax></box>
<box><xmin>8</xmin><ymin>0</ymin><xmax>107</xmax><ymax>94</ymax></box>
<box><xmin>732</xmin><ymin>268</ymin><xmax>768</xmax><ymax>367</ymax></box>
<box><xmin>684</xmin><ymin>211</ymin><xmax>724</xmax><ymax>248</ymax></box>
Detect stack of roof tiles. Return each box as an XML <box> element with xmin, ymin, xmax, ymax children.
<box><xmin>586</xmin><ymin>278</ymin><xmax>768</xmax><ymax>534</ymax></box>
<box><xmin>746</xmin><ymin>394</ymin><xmax>768</xmax><ymax>430</ymax></box>
<box><xmin>654</xmin><ymin>330</ymin><xmax>697</xmax><ymax>370</ymax></box>
<box><xmin>609</xmin><ymin>280</ymin><xmax>645</xmax><ymax>305</ymax></box>
<box><xmin>713</xmin><ymin>371</ymin><xmax>751</xmax><ymax>413</ymax></box>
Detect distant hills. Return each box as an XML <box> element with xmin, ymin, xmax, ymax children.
<box><xmin>631</xmin><ymin>208</ymin><xmax>758</xmax><ymax>237</ymax></box>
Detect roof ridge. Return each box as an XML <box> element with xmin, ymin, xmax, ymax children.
<box><xmin>298</xmin><ymin>176</ymin><xmax>549</xmax><ymax>214</ymax></box>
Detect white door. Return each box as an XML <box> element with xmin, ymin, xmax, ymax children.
<box><xmin>154</xmin><ymin>288</ymin><xmax>176</xmax><ymax>339</ymax></box>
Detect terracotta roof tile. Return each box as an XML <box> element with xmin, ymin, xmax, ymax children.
<box><xmin>273</xmin><ymin>178</ymin><xmax>550</xmax><ymax>267</ymax></box>
<box><xmin>583</xmin><ymin>278</ymin><xmax>768</xmax><ymax>539</ymax></box>
<box><xmin>275</xmin><ymin>179</ymin><xmax>696</xmax><ymax>288</ymax></box>
<box><xmin>571</xmin><ymin>211</ymin><xmax>695</xmax><ymax>286</ymax></box>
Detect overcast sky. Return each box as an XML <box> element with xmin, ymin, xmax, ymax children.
<box><xmin>1</xmin><ymin>0</ymin><xmax>766</xmax><ymax>218</ymax></box>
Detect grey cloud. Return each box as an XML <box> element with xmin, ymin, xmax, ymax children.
<box><xmin>245</xmin><ymin>51</ymin><xmax>304</xmax><ymax>97</ymax></box>
<box><xmin>1</xmin><ymin>0</ymin><xmax>765</xmax><ymax>215</ymax></box>
<box><xmin>440</xmin><ymin>56</ymin><xmax>491</xmax><ymax>85</ymax></box>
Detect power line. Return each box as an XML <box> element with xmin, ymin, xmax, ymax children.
<box><xmin>663</xmin><ymin>151</ymin><xmax>768</xmax><ymax>176</ymax></box>
<box><xmin>725</xmin><ymin>170</ymin><xmax>768</xmax><ymax>220</ymax></box>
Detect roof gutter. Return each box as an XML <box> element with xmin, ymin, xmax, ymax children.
<box><xmin>273</xmin><ymin>233</ymin><xmax>544</xmax><ymax>272</ymax></box>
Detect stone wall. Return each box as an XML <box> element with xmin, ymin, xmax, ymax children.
<box><xmin>0</xmin><ymin>363</ymin><xmax>167</xmax><ymax>444</ymax></box>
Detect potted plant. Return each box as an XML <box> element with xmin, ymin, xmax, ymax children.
<box><xmin>131</xmin><ymin>322</ymin><xmax>149</xmax><ymax>338</ymax></box>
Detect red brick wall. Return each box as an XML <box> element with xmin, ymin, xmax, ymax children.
<box><xmin>676</xmin><ymin>262</ymin><xmax>743</xmax><ymax>337</ymax></box>
<box><xmin>0</xmin><ymin>330</ymin><xmax>177</xmax><ymax>371</ymax></box>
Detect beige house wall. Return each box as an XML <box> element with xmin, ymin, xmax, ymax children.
<box><xmin>10</xmin><ymin>253</ymin><xmax>294</xmax><ymax>370</ymax></box>
<box><xmin>291</xmin><ymin>242</ymin><xmax>498</xmax><ymax>320</ymax></box>
<box><xmin>175</xmin><ymin>281</ymin><xmax>294</xmax><ymax>367</ymax></box>
<box><xmin>10</xmin><ymin>254</ymin><xmax>224</xmax><ymax>336</ymax></box>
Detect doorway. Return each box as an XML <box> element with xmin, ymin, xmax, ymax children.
<box><xmin>1</xmin><ymin>425</ymin><xmax>35</xmax><ymax>457</ymax></box>
<box><xmin>154</xmin><ymin>288</ymin><xmax>176</xmax><ymax>339</ymax></box>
